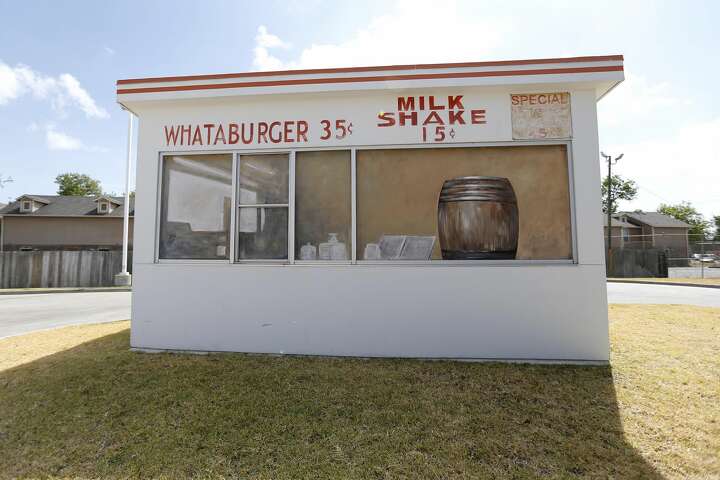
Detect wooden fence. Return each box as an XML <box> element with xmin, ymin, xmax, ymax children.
<box><xmin>0</xmin><ymin>250</ymin><xmax>132</xmax><ymax>288</ymax></box>
<box><xmin>606</xmin><ymin>248</ymin><xmax>668</xmax><ymax>278</ymax></box>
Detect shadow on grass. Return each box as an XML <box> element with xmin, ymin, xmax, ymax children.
<box><xmin>0</xmin><ymin>328</ymin><xmax>663</xmax><ymax>479</ymax></box>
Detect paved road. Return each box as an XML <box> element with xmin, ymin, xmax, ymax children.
<box><xmin>0</xmin><ymin>292</ymin><xmax>131</xmax><ymax>339</ymax></box>
<box><xmin>0</xmin><ymin>284</ymin><xmax>718</xmax><ymax>339</ymax></box>
<box><xmin>606</xmin><ymin>282</ymin><xmax>720</xmax><ymax>308</ymax></box>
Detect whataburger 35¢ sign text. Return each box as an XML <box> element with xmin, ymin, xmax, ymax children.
<box><xmin>160</xmin><ymin>92</ymin><xmax>571</xmax><ymax>147</ymax></box>
<box><xmin>162</xmin><ymin>94</ymin><xmax>491</xmax><ymax>147</ymax></box>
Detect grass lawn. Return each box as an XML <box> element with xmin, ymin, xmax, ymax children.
<box><xmin>0</xmin><ymin>305</ymin><xmax>718</xmax><ymax>479</ymax></box>
<box><xmin>610</xmin><ymin>277</ymin><xmax>720</xmax><ymax>286</ymax></box>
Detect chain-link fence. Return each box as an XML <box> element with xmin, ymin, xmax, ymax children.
<box><xmin>605</xmin><ymin>232</ymin><xmax>720</xmax><ymax>279</ymax></box>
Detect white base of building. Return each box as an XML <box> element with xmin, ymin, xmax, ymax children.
<box><xmin>130</xmin><ymin>263</ymin><xmax>609</xmax><ymax>362</ymax></box>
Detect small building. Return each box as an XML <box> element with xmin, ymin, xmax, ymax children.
<box><xmin>118</xmin><ymin>54</ymin><xmax>625</xmax><ymax>362</ymax></box>
<box><xmin>616</xmin><ymin>211</ymin><xmax>690</xmax><ymax>259</ymax></box>
<box><xmin>602</xmin><ymin>215</ymin><xmax>643</xmax><ymax>249</ymax></box>
<box><xmin>0</xmin><ymin>195</ymin><xmax>134</xmax><ymax>251</ymax></box>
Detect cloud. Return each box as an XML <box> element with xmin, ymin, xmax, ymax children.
<box><xmin>598</xmin><ymin>73</ymin><xmax>689</xmax><ymax>129</ymax></box>
<box><xmin>251</xmin><ymin>0</ymin><xmax>508</xmax><ymax>71</ymax></box>
<box><xmin>103</xmin><ymin>46</ymin><xmax>115</xmax><ymax>55</ymax></box>
<box><xmin>0</xmin><ymin>60</ymin><xmax>109</xmax><ymax>118</ymax></box>
<box><xmin>605</xmin><ymin>117</ymin><xmax>720</xmax><ymax>218</ymax></box>
<box><xmin>45</xmin><ymin>125</ymin><xmax>108</xmax><ymax>152</ymax></box>
<box><xmin>252</xmin><ymin>26</ymin><xmax>291</xmax><ymax>71</ymax></box>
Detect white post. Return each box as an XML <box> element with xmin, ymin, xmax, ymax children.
<box><xmin>115</xmin><ymin>110</ymin><xmax>133</xmax><ymax>286</ymax></box>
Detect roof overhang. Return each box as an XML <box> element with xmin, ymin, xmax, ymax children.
<box><xmin>117</xmin><ymin>54</ymin><xmax>624</xmax><ymax>109</ymax></box>
<box><xmin>17</xmin><ymin>195</ymin><xmax>50</xmax><ymax>205</ymax></box>
<box><xmin>95</xmin><ymin>196</ymin><xmax>122</xmax><ymax>206</ymax></box>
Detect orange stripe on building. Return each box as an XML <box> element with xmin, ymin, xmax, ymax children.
<box><xmin>117</xmin><ymin>65</ymin><xmax>624</xmax><ymax>95</ymax></box>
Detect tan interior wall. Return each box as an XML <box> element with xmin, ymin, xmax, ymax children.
<box><xmin>356</xmin><ymin>145</ymin><xmax>572</xmax><ymax>260</ymax></box>
<box><xmin>295</xmin><ymin>151</ymin><xmax>352</xmax><ymax>256</ymax></box>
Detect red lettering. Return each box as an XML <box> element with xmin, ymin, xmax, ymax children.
<box><xmin>471</xmin><ymin>109</ymin><xmax>486</xmax><ymax>124</ymax></box>
<box><xmin>377</xmin><ymin>112</ymin><xmax>396</xmax><ymax>127</ymax></box>
<box><xmin>449</xmin><ymin>110</ymin><xmax>465</xmax><ymax>125</ymax></box>
<box><xmin>397</xmin><ymin>97</ymin><xmax>415</xmax><ymax>111</ymax></box>
<box><xmin>529</xmin><ymin>95</ymin><xmax>537</xmax><ymax>105</ymax></box>
<box><xmin>422</xmin><ymin>111</ymin><xmax>444</xmax><ymax>125</ymax></box>
<box><xmin>241</xmin><ymin>123</ymin><xmax>254</xmax><ymax>144</ymax></box>
<box><xmin>399</xmin><ymin>111</ymin><xmax>417</xmax><ymax>126</ymax></box>
<box><xmin>164</xmin><ymin>125</ymin><xmax>179</xmax><ymax>146</ymax></box>
<box><xmin>283</xmin><ymin>121</ymin><xmax>294</xmax><ymax>143</ymax></box>
<box><xmin>511</xmin><ymin>95</ymin><xmax>520</xmax><ymax>106</ymax></box>
<box><xmin>419</xmin><ymin>96</ymin><xmax>425</xmax><ymax>110</ymax></box>
<box><xmin>213</xmin><ymin>124</ymin><xmax>226</xmax><ymax>145</ymax></box>
<box><xmin>538</xmin><ymin>94</ymin><xmax>547</xmax><ymax>105</ymax></box>
<box><xmin>429</xmin><ymin>95</ymin><xmax>445</xmax><ymax>110</ymax></box>
<box><xmin>258</xmin><ymin>122</ymin><xmax>269</xmax><ymax>143</ymax></box>
<box><xmin>191</xmin><ymin>126</ymin><xmax>202</xmax><ymax>145</ymax></box>
<box><xmin>203</xmin><ymin>123</ymin><xmax>215</xmax><ymax>144</ymax></box>
<box><xmin>297</xmin><ymin>121</ymin><xmax>308</xmax><ymax>142</ymax></box>
<box><xmin>228</xmin><ymin>123</ymin><xmax>239</xmax><ymax>144</ymax></box>
<box><xmin>448</xmin><ymin>95</ymin><xmax>464</xmax><ymax>110</ymax></box>
<box><xmin>180</xmin><ymin>125</ymin><xmax>191</xmax><ymax>145</ymax></box>
<box><xmin>269</xmin><ymin>121</ymin><xmax>282</xmax><ymax>143</ymax></box>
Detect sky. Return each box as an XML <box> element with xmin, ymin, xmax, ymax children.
<box><xmin>0</xmin><ymin>0</ymin><xmax>718</xmax><ymax>220</ymax></box>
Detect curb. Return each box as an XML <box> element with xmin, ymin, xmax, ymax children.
<box><xmin>607</xmin><ymin>279</ymin><xmax>720</xmax><ymax>290</ymax></box>
<box><xmin>0</xmin><ymin>287</ymin><xmax>131</xmax><ymax>295</ymax></box>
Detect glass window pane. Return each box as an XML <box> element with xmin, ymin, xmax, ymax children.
<box><xmin>356</xmin><ymin>146</ymin><xmax>571</xmax><ymax>261</ymax></box>
<box><xmin>295</xmin><ymin>151</ymin><xmax>351</xmax><ymax>261</ymax></box>
<box><xmin>159</xmin><ymin>154</ymin><xmax>232</xmax><ymax>260</ymax></box>
<box><xmin>239</xmin><ymin>154</ymin><xmax>289</xmax><ymax>204</ymax></box>
<box><xmin>237</xmin><ymin>207</ymin><xmax>288</xmax><ymax>260</ymax></box>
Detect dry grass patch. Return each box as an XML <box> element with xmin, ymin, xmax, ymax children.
<box><xmin>0</xmin><ymin>305</ymin><xmax>717</xmax><ymax>479</ymax></box>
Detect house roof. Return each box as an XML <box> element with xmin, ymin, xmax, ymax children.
<box><xmin>0</xmin><ymin>195</ymin><xmax>134</xmax><ymax>217</ymax></box>
<box><xmin>619</xmin><ymin>211</ymin><xmax>691</xmax><ymax>228</ymax></box>
<box><xmin>602</xmin><ymin>216</ymin><xmax>636</xmax><ymax>228</ymax></box>
<box><xmin>17</xmin><ymin>194</ymin><xmax>51</xmax><ymax>204</ymax></box>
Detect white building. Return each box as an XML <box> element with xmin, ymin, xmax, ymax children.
<box><xmin>117</xmin><ymin>55</ymin><xmax>624</xmax><ymax>362</ymax></box>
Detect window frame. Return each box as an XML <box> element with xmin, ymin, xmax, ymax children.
<box><xmin>234</xmin><ymin>151</ymin><xmax>292</xmax><ymax>264</ymax></box>
<box><xmin>155</xmin><ymin>151</ymin><xmax>235</xmax><ymax>264</ymax></box>
<box><xmin>155</xmin><ymin>140</ymin><xmax>577</xmax><ymax>266</ymax></box>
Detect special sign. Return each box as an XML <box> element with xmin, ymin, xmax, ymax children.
<box><xmin>161</xmin><ymin>93</ymin><xmax>491</xmax><ymax>148</ymax></box>
<box><xmin>511</xmin><ymin>92</ymin><xmax>572</xmax><ymax>139</ymax></box>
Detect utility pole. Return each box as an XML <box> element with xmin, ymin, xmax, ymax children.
<box><xmin>601</xmin><ymin>152</ymin><xmax>624</xmax><ymax>274</ymax></box>
<box><xmin>115</xmin><ymin>109</ymin><xmax>134</xmax><ymax>286</ymax></box>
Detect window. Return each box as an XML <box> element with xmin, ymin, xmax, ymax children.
<box><xmin>356</xmin><ymin>145</ymin><xmax>572</xmax><ymax>260</ymax></box>
<box><xmin>21</xmin><ymin>201</ymin><xmax>32</xmax><ymax>212</ymax></box>
<box><xmin>157</xmin><ymin>144</ymin><xmax>575</xmax><ymax>264</ymax></box>
<box><xmin>236</xmin><ymin>154</ymin><xmax>289</xmax><ymax>261</ymax></box>
<box><xmin>295</xmin><ymin>151</ymin><xmax>351</xmax><ymax>261</ymax></box>
<box><xmin>99</xmin><ymin>202</ymin><xmax>108</xmax><ymax>213</ymax></box>
<box><xmin>159</xmin><ymin>154</ymin><xmax>233</xmax><ymax>259</ymax></box>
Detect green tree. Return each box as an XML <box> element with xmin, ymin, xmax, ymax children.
<box><xmin>657</xmin><ymin>202</ymin><xmax>710</xmax><ymax>238</ymax></box>
<box><xmin>601</xmin><ymin>174</ymin><xmax>638</xmax><ymax>213</ymax></box>
<box><xmin>713</xmin><ymin>215</ymin><xmax>720</xmax><ymax>241</ymax></box>
<box><xmin>55</xmin><ymin>173</ymin><xmax>102</xmax><ymax>196</ymax></box>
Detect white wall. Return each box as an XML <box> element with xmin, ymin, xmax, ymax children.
<box><xmin>129</xmin><ymin>84</ymin><xmax>609</xmax><ymax>362</ymax></box>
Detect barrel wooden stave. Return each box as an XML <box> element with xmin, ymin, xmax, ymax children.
<box><xmin>437</xmin><ymin>177</ymin><xmax>519</xmax><ymax>260</ymax></box>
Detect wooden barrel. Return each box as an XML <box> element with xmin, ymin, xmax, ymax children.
<box><xmin>437</xmin><ymin>176</ymin><xmax>519</xmax><ymax>260</ymax></box>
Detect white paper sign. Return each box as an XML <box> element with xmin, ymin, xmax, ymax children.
<box><xmin>511</xmin><ymin>92</ymin><xmax>571</xmax><ymax>139</ymax></box>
